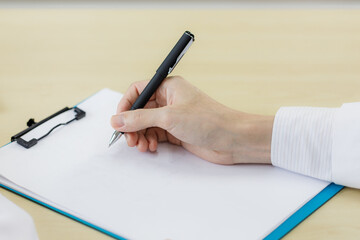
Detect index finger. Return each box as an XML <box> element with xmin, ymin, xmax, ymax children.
<box><xmin>116</xmin><ymin>80</ymin><xmax>156</xmax><ymax>114</ymax></box>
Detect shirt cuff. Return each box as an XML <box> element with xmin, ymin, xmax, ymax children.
<box><xmin>271</xmin><ymin>106</ymin><xmax>337</xmax><ymax>181</ymax></box>
<box><xmin>332</xmin><ymin>103</ymin><xmax>360</xmax><ymax>188</ymax></box>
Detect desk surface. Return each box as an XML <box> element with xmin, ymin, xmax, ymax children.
<box><xmin>0</xmin><ymin>9</ymin><xmax>360</xmax><ymax>239</ymax></box>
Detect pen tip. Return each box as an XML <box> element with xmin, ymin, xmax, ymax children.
<box><xmin>108</xmin><ymin>139</ymin><xmax>115</xmax><ymax>148</ymax></box>
<box><xmin>108</xmin><ymin>132</ymin><xmax>123</xmax><ymax>148</ymax></box>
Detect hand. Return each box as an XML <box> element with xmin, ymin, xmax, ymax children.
<box><xmin>111</xmin><ymin>76</ymin><xmax>273</xmax><ymax>165</ymax></box>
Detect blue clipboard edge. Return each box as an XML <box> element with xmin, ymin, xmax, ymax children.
<box><xmin>0</xmin><ymin>89</ymin><xmax>343</xmax><ymax>239</ymax></box>
<box><xmin>0</xmin><ymin>183</ymin><xmax>126</xmax><ymax>240</ymax></box>
<box><xmin>264</xmin><ymin>182</ymin><xmax>344</xmax><ymax>240</ymax></box>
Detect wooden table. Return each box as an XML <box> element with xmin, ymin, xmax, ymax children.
<box><xmin>0</xmin><ymin>9</ymin><xmax>359</xmax><ymax>239</ymax></box>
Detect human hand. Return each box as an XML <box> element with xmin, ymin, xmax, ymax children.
<box><xmin>111</xmin><ymin>76</ymin><xmax>273</xmax><ymax>165</ymax></box>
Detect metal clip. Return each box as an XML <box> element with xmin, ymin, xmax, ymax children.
<box><xmin>168</xmin><ymin>37</ymin><xmax>194</xmax><ymax>74</ymax></box>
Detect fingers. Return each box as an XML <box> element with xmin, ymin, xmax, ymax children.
<box><xmin>113</xmin><ymin>77</ymin><xmax>189</xmax><ymax>153</ymax></box>
<box><xmin>111</xmin><ymin>107</ymin><xmax>173</xmax><ymax>133</ymax></box>
<box><xmin>125</xmin><ymin>132</ymin><xmax>138</xmax><ymax>147</ymax></box>
<box><xmin>124</xmin><ymin>128</ymin><xmax>158</xmax><ymax>152</ymax></box>
<box><xmin>145</xmin><ymin>128</ymin><xmax>158</xmax><ymax>152</ymax></box>
<box><xmin>116</xmin><ymin>76</ymin><xmax>184</xmax><ymax>114</ymax></box>
<box><xmin>137</xmin><ymin>133</ymin><xmax>148</xmax><ymax>152</ymax></box>
<box><xmin>117</xmin><ymin>80</ymin><xmax>157</xmax><ymax>114</ymax></box>
<box><xmin>124</xmin><ymin>128</ymin><xmax>176</xmax><ymax>153</ymax></box>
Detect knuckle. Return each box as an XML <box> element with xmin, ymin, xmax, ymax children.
<box><xmin>129</xmin><ymin>82</ymin><xmax>138</xmax><ymax>90</ymax></box>
<box><xmin>175</xmin><ymin>75</ymin><xmax>184</xmax><ymax>81</ymax></box>
<box><xmin>162</xmin><ymin>76</ymin><xmax>185</xmax><ymax>90</ymax></box>
<box><xmin>170</xmin><ymin>75</ymin><xmax>184</xmax><ymax>84</ymax></box>
<box><xmin>128</xmin><ymin>81</ymin><xmax>142</xmax><ymax>93</ymax></box>
<box><xmin>131</xmin><ymin>80</ymin><xmax>148</xmax><ymax>89</ymax></box>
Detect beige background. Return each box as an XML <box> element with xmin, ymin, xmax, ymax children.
<box><xmin>0</xmin><ymin>10</ymin><xmax>360</xmax><ymax>239</ymax></box>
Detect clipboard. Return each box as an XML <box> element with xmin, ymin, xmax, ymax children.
<box><xmin>0</xmin><ymin>89</ymin><xmax>343</xmax><ymax>239</ymax></box>
<box><xmin>11</xmin><ymin>107</ymin><xmax>86</xmax><ymax>149</ymax></box>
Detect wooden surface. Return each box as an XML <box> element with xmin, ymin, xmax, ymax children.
<box><xmin>1</xmin><ymin>9</ymin><xmax>360</xmax><ymax>239</ymax></box>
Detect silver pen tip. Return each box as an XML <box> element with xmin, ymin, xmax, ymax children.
<box><xmin>108</xmin><ymin>131</ymin><xmax>123</xmax><ymax>148</ymax></box>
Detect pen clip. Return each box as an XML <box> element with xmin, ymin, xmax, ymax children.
<box><xmin>168</xmin><ymin>37</ymin><xmax>194</xmax><ymax>74</ymax></box>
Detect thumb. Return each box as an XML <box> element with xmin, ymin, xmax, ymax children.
<box><xmin>111</xmin><ymin>107</ymin><xmax>171</xmax><ymax>132</ymax></box>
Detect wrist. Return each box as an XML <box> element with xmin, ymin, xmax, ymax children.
<box><xmin>229</xmin><ymin>111</ymin><xmax>274</xmax><ymax>164</ymax></box>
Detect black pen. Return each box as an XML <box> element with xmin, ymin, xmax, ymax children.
<box><xmin>108</xmin><ymin>31</ymin><xmax>195</xmax><ymax>147</ymax></box>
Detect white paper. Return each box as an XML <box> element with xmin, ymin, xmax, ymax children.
<box><xmin>0</xmin><ymin>89</ymin><xmax>330</xmax><ymax>240</ymax></box>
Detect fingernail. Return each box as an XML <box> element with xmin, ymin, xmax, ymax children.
<box><xmin>113</xmin><ymin>115</ymin><xmax>125</xmax><ymax>128</ymax></box>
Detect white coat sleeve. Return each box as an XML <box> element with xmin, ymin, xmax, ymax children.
<box><xmin>332</xmin><ymin>103</ymin><xmax>360</xmax><ymax>188</ymax></box>
<box><xmin>271</xmin><ymin>104</ymin><xmax>360</xmax><ymax>189</ymax></box>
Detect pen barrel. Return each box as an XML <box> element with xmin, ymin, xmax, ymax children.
<box><xmin>130</xmin><ymin>71</ymin><xmax>166</xmax><ymax>110</ymax></box>
<box><xmin>157</xmin><ymin>31</ymin><xmax>194</xmax><ymax>74</ymax></box>
<box><xmin>130</xmin><ymin>31</ymin><xmax>194</xmax><ymax>111</ymax></box>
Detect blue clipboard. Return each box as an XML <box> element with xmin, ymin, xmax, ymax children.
<box><xmin>0</xmin><ymin>89</ymin><xmax>344</xmax><ymax>239</ymax></box>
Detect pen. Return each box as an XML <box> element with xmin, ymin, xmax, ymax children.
<box><xmin>108</xmin><ymin>31</ymin><xmax>195</xmax><ymax>147</ymax></box>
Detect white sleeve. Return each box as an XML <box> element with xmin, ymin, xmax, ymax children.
<box><xmin>271</xmin><ymin>106</ymin><xmax>337</xmax><ymax>182</ymax></box>
<box><xmin>332</xmin><ymin>103</ymin><xmax>360</xmax><ymax>188</ymax></box>
<box><xmin>271</xmin><ymin>104</ymin><xmax>360</xmax><ymax>189</ymax></box>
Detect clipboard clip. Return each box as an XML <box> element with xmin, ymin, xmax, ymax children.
<box><xmin>11</xmin><ymin>107</ymin><xmax>86</xmax><ymax>149</ymax></box>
